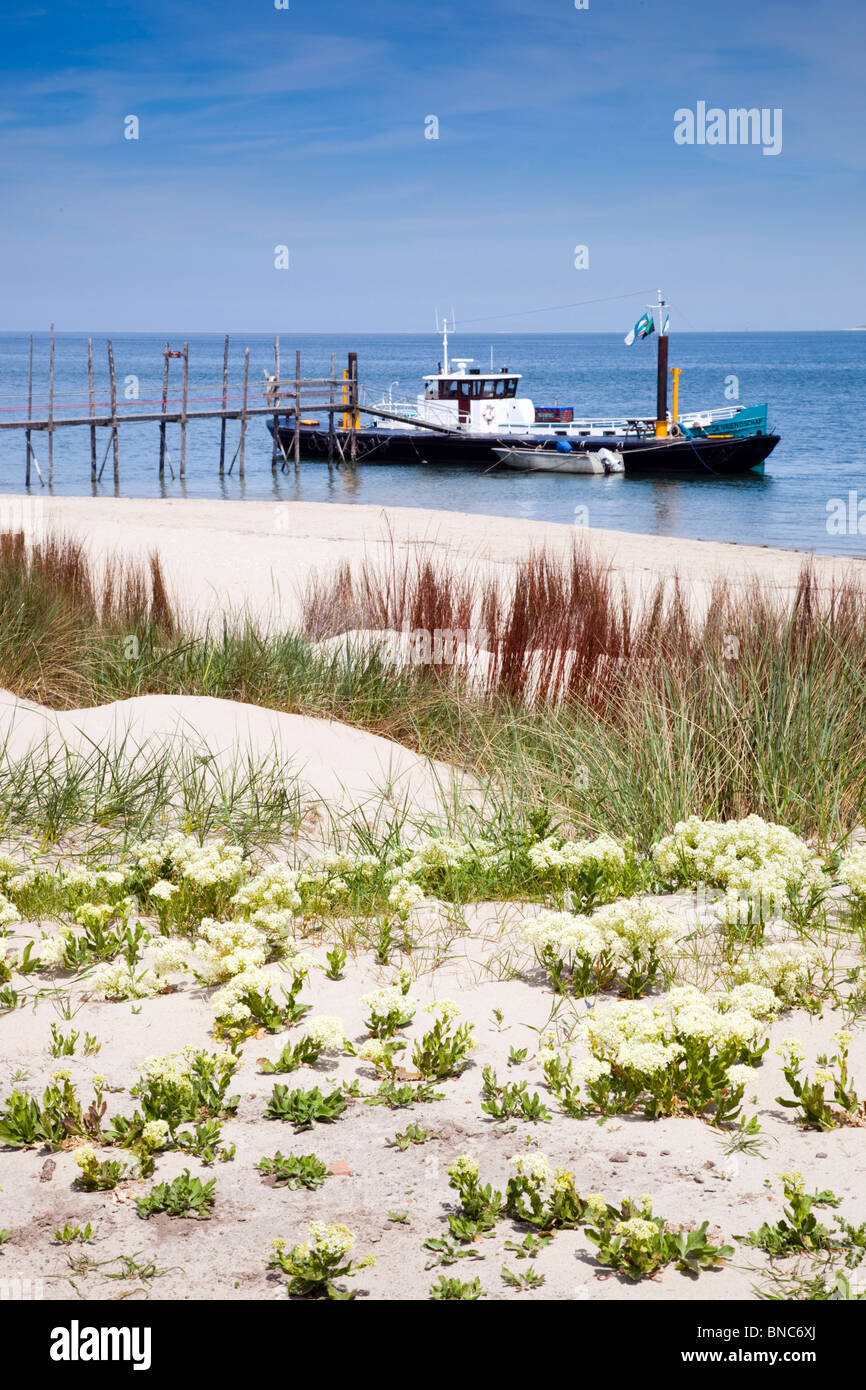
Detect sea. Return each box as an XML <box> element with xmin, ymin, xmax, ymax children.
<box><xmin>1</xmin><ymin>330</ymin><xmax>864</xmax><ymax>556</ymax></box>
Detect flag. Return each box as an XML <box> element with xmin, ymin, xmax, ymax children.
<box><xmin>661</xmin><ymin>312</ymin><xmax>670</xmax><ymax>335</ymax></box>
<box><xmin>624</xmin><ymin>312</ymin><xmax>654</xmax><ymax>346</ymax></box>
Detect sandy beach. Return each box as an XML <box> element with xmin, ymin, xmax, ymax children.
<box><xmin>10</xmin><ymin>495</ymin><xmax>865</xmax><ymax>630</ymax></box>
<box><xmin>1</xmin><ymin>493</ymin><xmax>865</xmax><ymax>1306</ymax></box>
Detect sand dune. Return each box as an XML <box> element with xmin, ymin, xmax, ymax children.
<box><xmin>0</xmin><ymin>689</ymin><xmax>461</xmax><ymax>818</ymax></box>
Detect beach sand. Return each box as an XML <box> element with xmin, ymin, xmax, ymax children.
<box><xmin>1</xmin><ymin>497</ymin><xmax>865</xmax><ymax>1302</ymax></box>
<box><xmin>9</xmin><ymin>495</ymin><xmax>865</xmax><ymax>630</ymax></box>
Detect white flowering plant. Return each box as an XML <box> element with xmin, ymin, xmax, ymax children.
<box><xmin>0</xmin><ymin>1073</ymin><xmax>106</xmax><ymax>1151</ymax></box>
<box><xmin>733</xmin><ymin>942</ymin><xmax>822</xmax><ymax>1010</ymax></box>
<box><xmin>836</xmin><ymin>845</ymin><xmax>866</xmax><ymax>926</ymax></box>
<box><xmin>411</xmin><ymin>1001</ymin><xmax>475</xmax><ymax>1081</ymax></box>
<box><xmin>211</xmin><ymin>963</ymin><xmax>311</xmax><ymax>1041</ymax></box>
<box><xmin>361</xmin><ymin>981</ymin><xmax>416</xmax><ymax>1038</ymax></box>
<box><xmin>259</xmin><ymin>1016</ymin><xmax>346</xmax><ymax>1074</ymax></box>
<box><xmin>20</xmin><ymin>903</ymin><xmax>147</xmax><ymax>975</ymax></box>
<box><xmin>0</xmin><ymin>861</ymin><xmax>131</xmax><ymax>924</ymax></box>
<box><xmin>653</xmin><ymin>814</ymin><xmax>829</xmax><ymax>941</ymax></box>
<box><xmin>504</xmin><ymin>1153</ymin><xmax>585</xmax><ymax>1231</ymax></box>
<box><xmin>585</xmin><ymin>1195</ymin><xmax>733</xmax><ymax>1281</ymax></box>
<box><xmin>270</xmin><ymin>1223</ymin><xmax>375</xmax><ymax>1299</ymax></box>
<box><xmin>446</xmin><ymin>1155</ymin><xmax>503</xmax><ymax>1242</ymax></box>
<box><xmin>382</xmin><ymin>810</ymin><xmax>633</xmax><ymax>911</ymax></box>
<box><xmin>776</xmin><ymin>1032</ymin><xmax>863</xmax><ymax>1131</ymax></box>
<box><xmin>107</xmin><ymin>1047</ymin><xmax>239</xmax><ymax>1160</ymax></box>
<box><xmin>348</xmin><ymin>1036</ymin><xmax>407</xmax><ymax>1078</ymax></box>
<box><xmin>73</xmin><ymin>1145</ymin><xmax>129</xmax><ymax>1192</ymax></box>
<box><xmin>520</xmin><ymin>899</ymin><xmax>680</xmax><ymax>999</ymax></box>
<box><xmin>541</xmin><ymin>990</ymin><xmax>768</xmax><ymax>1124</ymax></box>
<box><xmin>131</xmin><ymin>833</ymin><xmax>246</xmax><ymax>928</ymax></box>
<box><xmin>736</xmin><ymin>1173</ymin><xmax>847</xmax><ymax>1257</ymax></box>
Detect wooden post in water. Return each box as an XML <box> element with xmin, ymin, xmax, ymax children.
<box><xmin>328</xmin><ymin>352</ymin><xmax>336</xmax><ymax>466</ymax></box>
<box><xmin>25</xmin><ymin>334</ymin><xmax>33</xmax><ymax>486</ymax></box>
<box><xmin>219</xmin><ymin>333</ymin><xmax>229</xmax><ymax>475</ymax></box>
<box><xmin>159</xmin><ymin>341</ymin><xmax>169</xmax><ymax>480</ymax></box>
<box><xmin>180</xmin><ymin>342</ymin><xmax>189</xmax><ymax>477</ymax></box>
<box><xmin>88</xmin><ymin>339</ymin><xmax>96</xmax><ymax>484</ymax></box>
<box><xmin>107</xmin><ymin>339</ymin><xmax>119</xmax><ymax>486</ymax></box>
<box><xmin>47</xmin><ymin>324</ymin><xmax>55</xmax><ymax>485</ymax></box>
<box><xmin>348</xmin><ymin>350</ymin><xmax>358</xmax><ymax>463</ymax></box>
<box><xmin>293</xmin><ymin>349</ymin><xmax>301</xmax><ymax>468</ymax></box>
<box><xmin>238</xmin><ymin>347</ymin><xmax>250</xmax><ymax>478</ymax></box>
<box><xmin>271</xmin><ymin>335</ymin><xmax>280</xmax><ymax>471</ymax></box>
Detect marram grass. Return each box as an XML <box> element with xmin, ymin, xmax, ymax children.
<box><xmin>0</xmin><ymin>529</ymin><xmax>864</xmax><ymax>849</ymax></box>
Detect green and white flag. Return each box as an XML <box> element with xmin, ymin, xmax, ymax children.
<box><xmin>624</xmin><ymin>312</ymin><xmax>654</xmax><ymax>346</ymax></box>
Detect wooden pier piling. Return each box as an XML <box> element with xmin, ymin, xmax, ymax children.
<box><xmin>348</xmin><ymin>351</ymin><xmax>358</xmax><ymax>464</ymax></box>
<box><xmin>107</xmin><ymin>339</ymin><xmax>119</xmax><ymax>487</ymax></box>
<box><xmin>47</xmin><ymin>324</ymin><xmax>55</xmax><ymax>486</ymax></box>
<box><xmin>180</xmin><ymin>342</ymin><xmax>189</xmax><ymax>478</ymax></box>
<box><xmin>1</xmin><ymin>334</ymin><xmax>464</xmax><ymax>486</ymax></box>
<box><xmin>238</xmin><ymin>347</ymin><xmax>250</xmax><ymax>478</ymax></box>
<box><xmin>219</xmin><ymin>334</ymin><xmax>229</xmax><ymax>476</ymax></box>
<box><xmin>25</xmin><ymin>335</ymin><xmax>33</xmax><ymax>487</ymax></box>
<box><xmin>159</xmin><ymin>342</ymin><xmax>169</xmax><ymax>481</ymax></box>
<box><xmin>272</xmin><ymin>336</ymin><xmax>280</xmax><ymax>472</ymax></box>
<box><xmin>293</xmin><ymin>349</ymin><xmax>301</xmax><ymax>468</ymax></box>
<box><xmin>88</xmin><ymin>339</ymin><xmax>96</xmax><ymax>484</ymax></box>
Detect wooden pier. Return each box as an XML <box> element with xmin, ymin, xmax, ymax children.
<box><xmin>0</xmin><ymin>335</ymin><xmax>461</xmax><ymax>485</ymax></box>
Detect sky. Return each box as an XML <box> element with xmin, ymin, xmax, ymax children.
<box><xmin>0</xmin><ymin>0</ymin><xmax>863</xmax><ymax>332</ymax></box>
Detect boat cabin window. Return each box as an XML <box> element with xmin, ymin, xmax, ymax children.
<box><xmin>434</xmin><ymin>374</ymin><xmax>518</xmax><ymax>401</ymax></box>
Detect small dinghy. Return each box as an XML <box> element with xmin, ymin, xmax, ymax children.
<box><xmin>492</xmin><ymin>442</ymin><xmax>625</xmax><ymax>475</ymax></box>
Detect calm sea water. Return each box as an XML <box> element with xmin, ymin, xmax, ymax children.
<box><xmin>1</xmin><ymin>331</ymin><xmax>864</xmax><ymax>555</ymax></box>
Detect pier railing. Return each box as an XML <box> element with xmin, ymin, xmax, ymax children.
<box><xmin>0</xmin><ymin>333</ymin><xmax>461</xmax><ymax>486</ymax></box>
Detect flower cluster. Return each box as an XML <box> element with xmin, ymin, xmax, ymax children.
<box><xmin>527</xmin><ymin>833</ymin><xmax>625</xmax><ymax>877</ymax></box>
<box><xmin>733</xmin><ymin>941</ymin><xmax>820</xmax><ymax>1006</ymax></box>
<box><xmin>653</xmin><ymin>814</ymin><xmax>818</xmax><ymax>890</ymax></box>
<box><xmin>541</xmin><ymin>985</ymin><xmax>769</xmax><ymax>1122</ymax></box>
<box><xmin>194</xmin><ymin>917</ymin><xmax>269</xmax><ymax>983</ymax></box>
<box><xmin>135</xmin><ymin>833</ymin><xmax>244</xmax><ymax>888</ymax></box>
<box><xmin>0</xmin><ymin>894</ymin><xmax>19</xmax><ymax>932</ymax></box>
<box><xmin>520</xmin><ymin>898</ymin><xmax>681</xmax><ymax>998</ymax></box>
<box><xmin>89</xmin><ymin>960</ymin><xmax>164</xmax><ymax>1001</ymax></box>
<box><xmin>270</xmin><ymin>1223</ymin><xmax>374</xmax><ymax>1299</ymax></box>
<box><xmin>303</xmin><ymin>1015</ymin><xmax>346</xmax><ymax>1052</ymax></box>
<box><xmin>836</xmin><ymin>845</ymin><xmax>866</xmax><ymax>901</ymax></box>
<box><xmin>653</xmin><ymin>815</ymin><xmax>826</xmax><ymax>930</ymax></box>
<box><xmin>507</xmin><ymin>1153</ymin><xmax>551</xmax><ymax>1184</ymax></box>
<box><xmin>361</xmin><ymin>983</ymin><xmax>416</xmax><ymax>1037</ymax></box>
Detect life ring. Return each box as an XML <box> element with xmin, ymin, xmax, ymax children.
<box><xmin>483</xmin><ymin>405</ymin><xmax>495</xmax><ymax>424</ymax></box>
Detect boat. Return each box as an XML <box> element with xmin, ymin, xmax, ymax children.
<box><xmin>268</xmin><ymin>294</ymin><xmax>780</xmax><ymax>476</ymax></box>
<box><xmin>492</xmin><ymin>444</ymin><xmax>625</xmax><ymax>474</ymax></box>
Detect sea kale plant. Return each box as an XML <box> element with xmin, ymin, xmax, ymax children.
<box><xmin>735</xmin><ymin>1172</ymin><xmax>866</xmax><ymax>1258</ymax></box>
<box><xmin>776</xmin><ymin>1033</ymin><xmax>863</xmax><ymax>1130</ymax></box>
<box><xmin>270</xmin><ymin>1223</ymin><xmax>374</xmax><ymax>1300</ymax></box>
<box><xmin>539</xmin><ymin>985</ymin><xmax>772</xmax><ymax>1123</ymax></box>
<box><xmin>584</xmin><ymin>1194</ymin><xmax>733</xmax><ymax>1281</ymax></box>
<box><xmin>520</xmin><ymin>898</ymin><xmax>681</xmax><ymax>999</ymax></box>
<box><xmin>411</xmin><ymin>1000</ymin><xmax>475</xmax><ymax>1080</ymax></box>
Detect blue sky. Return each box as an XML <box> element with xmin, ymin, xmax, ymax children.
<box><xmin>0</xmin><ymin>0</ymin><xmax>863</xmax><ymax>331</ymax></box>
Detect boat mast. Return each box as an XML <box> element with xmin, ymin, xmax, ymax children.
<box><xmin>654</xmin><ymin>288</ymin><xmax>669</xmax><ymax>439</ymax></box>
<box><xmin>442</xmin><ymin>316</ymin><xmax>449</xmax><ymax>374</ymax></box>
